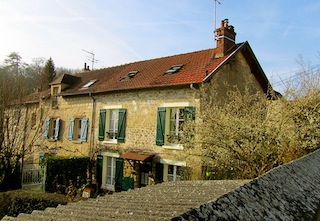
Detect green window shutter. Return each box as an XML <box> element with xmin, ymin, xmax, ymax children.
<box><xmin>115</xmin><ymin>158</ymin><xmax>124</xmax><ymax>191</ymax></box>
<box><xmin>98</xmin><ymin>109</ymin><xmax>106</xmax><ymax>141</ymax></box>
<box><xmin>117</xmin><ymin>109</ymin><xmax>127</xmax><ymax>143</ymax></box>
<box><xmin>96</xmin><ymin>155</ymin><xmax>103</xmax><ymax>188</ymax></box>
<box><xmin>184</xmin><ymin>106</ymin><xmax>196</xmax><ymax>121</ymax></box>
<box><xmin>155</xmin><ymin>163</ymin><xmax>164</xmax><ymax>183</ymax></box>
<box><xmin>156</xmin><ymin>107</ymin><xmax>166</xmax><ymax>146</ymax></box>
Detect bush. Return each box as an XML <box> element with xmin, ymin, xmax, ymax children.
<box><xmin>0</xmin><ymin>190</ymin><xmax>67</xmax><ymax>219</ymax></box>
<box><xmin>45</xmin><ymin>156</ymin><xmax>89</xmax><ymax>193</ymax></box>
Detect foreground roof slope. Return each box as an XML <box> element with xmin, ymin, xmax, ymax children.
<box><xmin>60</xmin><ymin>43</ymin><xmax>243</xmax><ymax>96</ymax></box>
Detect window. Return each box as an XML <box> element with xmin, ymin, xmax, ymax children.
<box><xmin>51</xmin><ymin>87</ymin><xmax>59</xmax><ymax>108</ymax></box>
<box><xmin>156</xmin><ymin>106</ymin><xmax>195</xmax><ymax>146</ymax></box>
<box><xmin>31</xmin><ymin>113</ymin><xmax>37</xmax><ymax>129</ymax></box>
<box><xmin>164</xmin><ymin>64</ymin><xmax>184</xmax><ymax>75</ymax></box>
<box><xmin>167</xmin><ymin>165</ymin><xmax>182</xmax><ymax>181</ymax></box>
<box><xmin>44</xmin><ymin>117</ymin><xmax>60</xmax><ymax>140</ymax></box>
<box><xmin>98</xmin><ymin>108</ymin><xmax>127</xmax><ymax>143</ymax></box>
<box><xmin>68</xmin><ymin>118</ymin><xmax>89</xmax><ymax>142</ymax></box>
<box><xmin>80</xmin><ymin>80</ymin><xmax>97</xmax><ymax>90</ymax></box>
<box><xmin>106</xmin><ymin>156</ymin><xmax>116</xmax><ymax>190</ymax></box>
<box><xmin>120</xmin><ymin>71</ymin><xmax>139</xmax><ymax>81</ymax></box>
<box><xmin>168</xmin><ymin>108</ymin><xmax>184</xmax><ymax>143</ymax></box>
<box><xmin>99</xmin><ymin>153</ymin><xmax>123</xmax><ymax>192</ymax></box>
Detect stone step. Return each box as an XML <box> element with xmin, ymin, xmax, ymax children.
<box><xmin>30</xmin><ymin>208</ymin><xmax>169</xmax><ymax>221</ymax></box>
<box><xmin>82</xmin><ymin>199</ymin><xmax>202</xmax><ymax>209</ymax></box>
<box><xmin>49</xmin><ymin>203</ymin><xmax>187</xmax><ymax>218</ymax></box>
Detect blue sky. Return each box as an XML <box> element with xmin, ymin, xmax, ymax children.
<box><xmin>1</xmin><ymin>0</ymin><xmax>320</xmax><ymax>92</ymax></box>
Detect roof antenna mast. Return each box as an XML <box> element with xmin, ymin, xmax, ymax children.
<box><xmin>214</xmin><ymin>0</ymin><xmax>221</xmax><ymax>41</ymax></box>
<box><xmin>82</xmin><ymin>49</ymin><xmax>98</xmax><ymax>70</ymax></box>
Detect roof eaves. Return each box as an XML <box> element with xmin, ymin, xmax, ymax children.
<box><xmin>203</xmin><ymin>42</ymin><xmax>247</xmax><ymax>83</ymax></box>
<box><xmin>60</xmin><ymin>82</ymin><xmax>199</xmax><ymax>97</ymax></box>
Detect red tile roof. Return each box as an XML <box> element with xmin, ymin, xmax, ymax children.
<box><xmin>59</xmin><ymin>43</ymin><xmax>245</xmax><ymax>96</ymax></box>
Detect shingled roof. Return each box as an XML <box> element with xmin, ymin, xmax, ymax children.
<box><xmin>57</xmin><ymin>41</ymin><xmax>269</xmax><ymax>96</ymax></box>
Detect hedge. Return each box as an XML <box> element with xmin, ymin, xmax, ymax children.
<box><xmin>45</xmin><ymin>156</ymin><xmax>89</xmax><ymax>193</ymax></box>
<box><xmin>0</xmin><ymin>190</ymin><xmax>67</xmax><ymax>219</ymax></box>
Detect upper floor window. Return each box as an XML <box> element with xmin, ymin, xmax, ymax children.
<box><xmin>168</xmin><ymin>107</ymin><xmax>185</xmax><ymax>143</ymax></box>
<box><xmin>44</xmin><ymin>117</ymin><xmax>60</xmax><ymax>140</ymax></box>
<box><xmin>68</xmin><ymin>118</ymin><xmax>89</xmax><ymax>142</ymax></box>
<box><xmin>98</xmin><ymin>108</ymin><xmax>127</xmax><ymax>143</ymax></box>
<box><xmin>31</xmin><ymin>113</ymin><xmax>37</xmax><ymax>129</ymax></box>
<box><xmin>156</xmin><ymin>106</ymin><xmax>195</xmax><ymax>147</ymax></box>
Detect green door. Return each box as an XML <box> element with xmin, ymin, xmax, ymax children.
<box><xmin>115</xmin><ymin>158</ymin><xmax>124</xmax><ymax>191</ymax></box>
<box><xmin>96</xmin><ymin>155</ymin><xmax>103</xmax><ymax>188</ymax></box>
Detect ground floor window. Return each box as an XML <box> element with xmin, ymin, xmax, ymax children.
<box><xmin>167</xmin><ymin>165</ymin><xmax>182</xmax><ymax>181</ymax></box>
<box><xmin>99</xmin><ymin>152</ymin><xmax>122</xmax><ymax>191</ymax></box>
<box><xmin>106</xmin><ymin>156</ymin><xmax>116</xmax><ymax>189</ymax></box>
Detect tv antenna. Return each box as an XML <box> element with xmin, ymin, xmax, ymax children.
<box><xmin>82</xmin><ymin>49</ymin><xmax>98</xmax><ymax>70</ymax></box>
<box><xmin>214</xmin><ymin>0</ymin><xmax>221</xmax><ymax>41</ymax></box>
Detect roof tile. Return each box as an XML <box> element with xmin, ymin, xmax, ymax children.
<box><xmin>59</xmin><ymin>44</ymin><xmax>242</xmax><ymax>96</ymax></box>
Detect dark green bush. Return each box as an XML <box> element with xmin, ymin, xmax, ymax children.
<box><xmin>45</xmin><ymin>156</ymin><xmax>89</xmax><ymax>193</ymax></box>
<box><xmin>0</xmin><ymin>190</ymin><xmax>67</xmax><ymax>219</ymax></box>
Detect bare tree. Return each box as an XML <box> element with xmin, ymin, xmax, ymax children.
<box><xmin>183</xmin><ymin>68</ymin><xmax>320</xmax><ymax>179</ymax></box>
<box><xmin>0</xmin><ymin>53</ymin><xmax>45</xmax><ymax>191</ymax></box>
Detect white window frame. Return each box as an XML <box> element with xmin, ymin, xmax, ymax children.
<box><xmin>107</xmin><ymin>109</ymin><xmax>119</xmax><ymax>141</ymax></box>
<box><xmin>160</xmin><ymin>102</ymin><xmax>194</xmax><ymax>150</ymax></box>
<box><xmin>160</xmin><ymin>159</ymin><xmax>186</xmax><ymax>182</ymax></box>
<box><xmin>167</xmin><ymin>165</ymin><xmax>182</xmax><ymax>182</ymax></box>
<box><xmin>100</xmin><ymin>152</ymin><xmax>120</xmax><ymax>191</ymax></box>
<box><xmin>102</xmin><ymin>105</ymin><xmax>122</xmax><ymax>144</ymax></box>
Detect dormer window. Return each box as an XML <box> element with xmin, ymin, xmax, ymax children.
<box><xmin>51</xmin><ymin>86</ymin><xmax>59</xmax><ymax>108</ymax></box>
<box><xmin>164</xmin><ymin>64</ymin><xmax>184</xmax><ymax>75</ymax></box>
<box><xmin>120</xmin><ymin>71</ymin><xmax>139</xmax><ymax>81</ymax></box>
<box><xmin>80</xmin><ymin>80</ymin><xmax>97</xmax><ymax>90</ymax></box>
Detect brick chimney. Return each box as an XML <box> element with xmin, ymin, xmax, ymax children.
<box><xmin>215</xmin><ymin>19</ymin><xmax>236</xmax><ymax>57</ymax></box>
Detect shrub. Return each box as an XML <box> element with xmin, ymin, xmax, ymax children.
<box><xmin>0</xmin><ymin>190</ymin><xmax>67</xmax><ymax>219</ymax></box>
<box><xmin>45</xmin><ymin>156</ymin><xmax>89</xmax><ymax>193</ymax></box>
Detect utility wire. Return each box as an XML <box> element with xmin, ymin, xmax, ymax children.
<box><xmin>270</xmin><ymin>63</ymin><xmax>320</xmax><ymax>88</ymax></box>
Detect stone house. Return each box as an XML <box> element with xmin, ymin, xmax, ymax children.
<box><xmin>22</xmin><ymin>19</ymin><xmax>272</xmax><ymax>191</ymax></box>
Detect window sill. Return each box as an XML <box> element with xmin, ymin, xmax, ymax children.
<box><xmin>102</xmin><ymin>140</ymin><xmax>118</xmax><ymax>144</ymax></box>
<box><xmin>163</xmin><ymin>144</ymin><xmax>184</xmax><ymax>150</ymax></box>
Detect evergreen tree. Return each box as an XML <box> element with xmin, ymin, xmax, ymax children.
<box><xmin>39</xmin><ymin>57</ymin><xmax>56</xmax><ymax>90</ymax></box>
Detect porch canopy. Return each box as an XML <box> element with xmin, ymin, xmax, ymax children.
<box><xmin>120</xmin><ymin>152</ymin><xmax>154</xmax><ymax>162</ymax></box>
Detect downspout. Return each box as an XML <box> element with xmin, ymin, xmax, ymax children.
<box><xmin>88</xmin><ymin>92</ymin><xmax>96</xmax><ymax>182</ymax></box>
<box><xmin>189</xmin><ymin>83</ymin><xmax>201</xmax><ymax>95</ymax></box>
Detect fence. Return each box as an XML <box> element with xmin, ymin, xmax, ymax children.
<box><xmin>21</xmin><ymin>164</ymin><xmax>46</xmax><ymax>191</ymax></box>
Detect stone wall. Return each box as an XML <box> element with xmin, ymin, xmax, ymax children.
<box><xmin>171</xmin><ymin>149</ymin><xmax>320</xmax><ymax>220</ymax></box>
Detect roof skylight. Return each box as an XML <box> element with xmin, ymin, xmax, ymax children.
<box><xmin>80</xmin><ymin>79</ymin><xmax>97</xmax><ymax>90</ymax></box>
<box><xmin>120</xmin><ymin>71</ymin><xmax>139</xmax><ymax>81</ymax></box>
<box><xmin>164</xmin><ymin>64</ymin><xmax>184</xmax><ymax>75</ymax></box>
